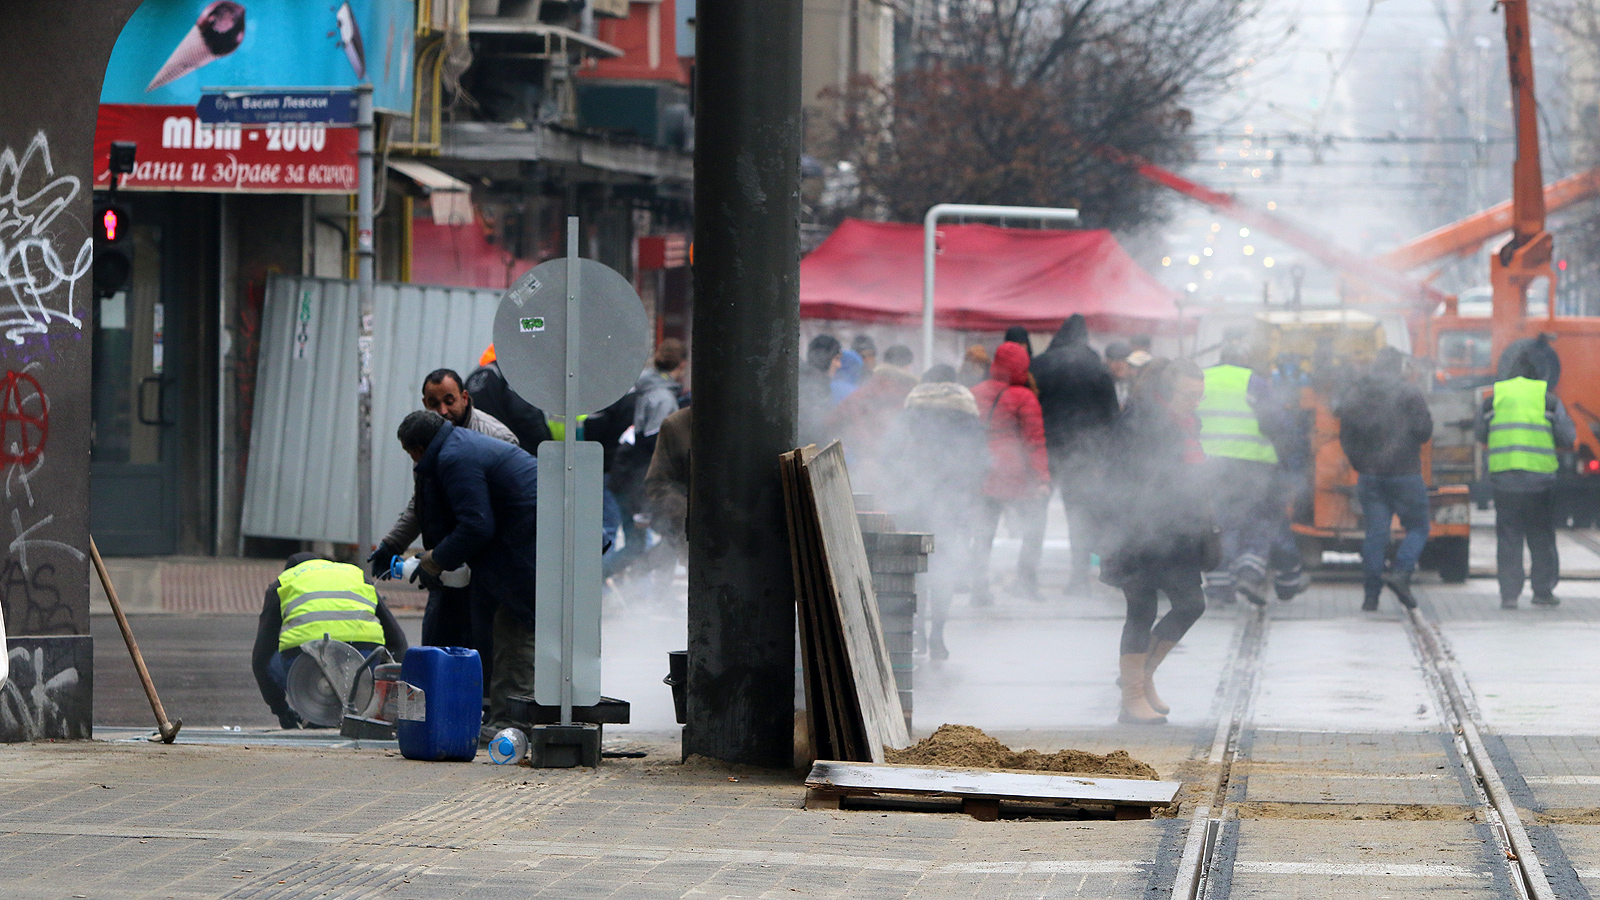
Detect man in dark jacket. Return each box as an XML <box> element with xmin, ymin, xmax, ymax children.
<box><xmin>1031</xmin><ymin>314</ymin><xmax>1119</xmax><ymax>593</ymax></box>
<box><xmin>397</xmin><ymin>410</ymin><xmax>540</xmax><ymax>732</ymax></box>
<box><xmin>1335</xmin><ymin>348</ymin><xmax>1434</xmax><ymax>610</ymax></box>
<box><xmin>800</xmin><ymin>334</ymin><xmax>842</xmax><ymax>446</ymax></box>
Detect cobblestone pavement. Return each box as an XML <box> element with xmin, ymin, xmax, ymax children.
<box><xmin>28</xmin><ymin>521</ymin><xmax>1600</xmax><ymax>897</ymax></box>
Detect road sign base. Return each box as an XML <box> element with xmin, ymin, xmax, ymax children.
<box><xmin>527</xmin><ymin>723</ymin><xmax>601</xmax><ymax>768</ymax></box>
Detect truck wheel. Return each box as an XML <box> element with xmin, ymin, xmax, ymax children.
<box><xmin>1436</xmin><ymin>537</ymin><xmax>1470</xmax><ymax>584</ymax></box>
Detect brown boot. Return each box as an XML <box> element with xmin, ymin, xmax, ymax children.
<box><xmin>1144</xmin><ymin>640</ymin><xmax>1178</xmax><ymax>716</ymax></box>
<box><xmin>1119</xmin><ymin>654</ymin><xmax>1167</xmax><ymax>724</ymax></box>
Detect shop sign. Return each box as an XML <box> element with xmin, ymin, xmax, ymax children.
<box><xmin>94</xmin><ymin>104</ymin><xmax>358</xmax><ymax>194</ymax></box>
<box><xmin>102</xmin><ymin>0</ymin><xmax>413</xmax><ymax>115</ymax></box>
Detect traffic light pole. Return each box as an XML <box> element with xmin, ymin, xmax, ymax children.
<box><xmin>355</xmin><ymin>84</ymin><xmax>375</xmax><ymax>553</ymax></box>
<box><xmin>687</xmin><ymin>0</ymin><xmax>803</xmax><ymax>767</ymax></box>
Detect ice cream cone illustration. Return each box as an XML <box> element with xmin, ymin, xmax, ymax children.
<box><xmin>334</xmin><ymin>3</ymin><xmax>366</xmax><ymax>79</ymax></box>
<box><xmin>146</xmin><ymin>2</ymin><xmax>247</xmax><ymax>93</ymax></box>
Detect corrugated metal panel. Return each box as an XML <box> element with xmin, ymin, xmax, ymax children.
<box><xmin>240</xmin><ymin>276</ymin><xmax>505</xmax><ymax>545</ymax></box>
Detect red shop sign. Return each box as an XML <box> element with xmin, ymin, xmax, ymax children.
<box><xmin>93</xmin><ymin>104</ymin><xmax>359</xmax><ymax>194</ymax></box>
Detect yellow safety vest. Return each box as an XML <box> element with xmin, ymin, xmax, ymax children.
<box><xmin>277</xmin><ymin>560</ymin><xmax>384</xmax><ymax>652</ymax></box>
<box><xmin>1198</xmin><ymin>364</ymin><xmax>1279</xmax><ymax>465</ymax></box>
<box><xmin>1487</xmin><ymin>377</ymin><xmax>1558</xmax><ymax>474</ymax></box>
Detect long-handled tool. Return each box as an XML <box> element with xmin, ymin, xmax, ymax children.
<box><xmin>89</xmin><ymin>538</ymin><xmax>181</xmax><ymax>743</ymax></box>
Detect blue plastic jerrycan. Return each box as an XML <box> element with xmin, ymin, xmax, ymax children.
<box><xmin>397</xmin><ymin>646</ymin><xmax>481</xmax><ymax>762</ymax></box>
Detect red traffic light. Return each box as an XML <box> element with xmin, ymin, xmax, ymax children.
<box><xmin>101</xmin><ymin>207</ymin><xmax>120</xmax><ymax>242</ymax></box>
<box><xmin>1588</xmin><ymin>459</ymin><xmax>1599</xmax><ymax>473</ymax></box>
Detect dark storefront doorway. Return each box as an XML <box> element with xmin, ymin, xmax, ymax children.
<box><xmin>90</xmin><ymin>194</ymin><xmax>212</xmax><ymax>556</ymax></box>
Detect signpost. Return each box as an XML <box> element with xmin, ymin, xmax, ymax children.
<box><xmin>197</xmin><ymin>90</ymin><xmax>359</xmax><ymax>125</ymax></box>
<box><xmin>492</xmin><ymin>217</ymin><xmax>650</xmax><ymax>765</ymax></box>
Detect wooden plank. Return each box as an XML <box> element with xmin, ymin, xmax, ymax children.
<box><xmin>800</xmin><ymin>443</ymin><xmax>911</xmax><ymax>759</ymax></box>
<box><xmin>806</xmin><ymin>761</ymin><xmax>1181</xmax><ymax>807</ymax></box>
<box><xmin>780</xmin><ymin>452</ymin><xmax>825</xmax><ymax>764</ymax></box>
<box><xmin>784</xmin><ymin>450</ymin><xmax>847</xmax><ymax>763</ymax></box>
<box><xmin>789</xmin><ymin>449</ymin><xmax>859</xmax><ymax>761</ymax></box>
<box><xmin>796</xmin><ymin>452</ymin><xmax>868</xmax><ymax>760</ymax></box>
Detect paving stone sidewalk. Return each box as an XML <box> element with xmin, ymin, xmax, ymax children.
<box><xmin>0</xmin><ymin>736</ymin><xmax>1185</xmax><ymax>900</ymax></box>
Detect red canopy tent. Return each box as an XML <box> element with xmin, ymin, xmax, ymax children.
<box><xmin>800</xmin><ymin>218</ymin><xmax>1186</xmax><ymax>334</ymax></box>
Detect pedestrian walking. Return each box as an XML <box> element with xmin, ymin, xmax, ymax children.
<box><xmin>1198</xmin><ymin>348</ymin><xmax>1286</xmax><ymax>606</ymax></box>
<box><xmin>1104</xmin><ymin>341</ymin><xmax>1133</xmax><ymax>408</ymax></box>
<box><xmin>831</xmin><ymin>344</ymin><xmax>918</xmax><ymax>489</ymax></box>
<box><xmin>1101</xmin><ymin>358</ymin><xmax>1214</xmax><ymax>725</ymax></box>
<box><xmin>878</xmin><ymin>364</ymin><xmax>988</xmax><ymax>659</ymax></box>
<box><xmin>1335</xmin><ymin>348</ymin><xmax>1434</xmax><ymax>610</ymax></box>
<box><xmin>832</xmin><ymin>349</ymin><xmax>865</xmax><ymax>403</ymax></box>
<box><xmin>395</xmin><ymin>410</ymin><xmax>542</xmax><ymax>737</ymax></box>
<box><xmin>1032</xmin><ymin>313</ymin><xmax>1119</xmax><ymax>595</ymax></box>
<box><xmin>1477</xmin><ymin>352</ymin><xmax>1576</xmax><ymax>608</ymax></box>
<box><xmin>970</xmin><ymin>342</ymin><xmax>1052</xmax><ymax>604</ymax></box>
<box><xmin>606</xmin><ymin>340</ymin><xmax>688</xmax><ymax>582</ymax></box>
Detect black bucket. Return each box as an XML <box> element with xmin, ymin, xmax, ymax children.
<box><xmin>664</xmin><ymin>650</ymin><xmax>688</xmax><ymax>725</ymax></box>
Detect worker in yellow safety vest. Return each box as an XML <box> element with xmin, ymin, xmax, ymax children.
<box><xmin>251</xmin><ymin>552</ymin><xmax>408</xmax><ymax>729</ymax></box>
<box><xmin>1477</xmin><ymin>352</ymin><xmax>1576</xmax><ymax>609</ymax></box>
<box><xmin>1198</xmin><ymin>346</ymin><xmax>1302</xmax><ymax>607</ymax></box>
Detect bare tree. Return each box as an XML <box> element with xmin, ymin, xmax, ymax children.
<box><xmin>821</xmin><ymin>0</ymin><xmax>1263</xmax><ymax>230</ymax></box>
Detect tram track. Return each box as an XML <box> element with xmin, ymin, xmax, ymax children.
<box><xmin>1169</xmin><ymin>599</ymin><xmax>1566</xmax><ymax>900</ymax></box>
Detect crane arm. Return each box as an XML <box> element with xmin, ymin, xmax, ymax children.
<box><xmin>1106</xmin><ymin>148</ymin><xmax>1451</xmax><ymax>305</ymax></box>
<box><xmin>1376</xmin><ymin>168</ymin><xmax>1600</xmax><ymax>272</ymax></box>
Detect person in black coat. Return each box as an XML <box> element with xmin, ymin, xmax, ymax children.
<box><xmin>398</xmin><ymin>410</ymin><xmax>540</xmax><ymax>732</ymax></box>
<box><xmin>1335</xmin><ymin>347</ymin><xmax>1435</xmax><ymax>610</ymax></box>
<box><xmin>464</xmin><ymin>361</ymin><xmax>554</xmax><ymax>450</ymax></box>
<box><xmin>1101</xmin><ymin>358</ymin><xmax>1213</xmax><ymax>725</ymax></box>
<box><xmin>1031</xmin><ymin>314</ymin><xmax>1119</xmax><ymax>593</ymax></box>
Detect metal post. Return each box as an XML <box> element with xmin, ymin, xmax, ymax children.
<box><xmin>921</xmin><ymin>203</ymin><xmax>1080</xmax><ymax>367</ymax></box>
<box><xmin>354</xmin><ymin>84</ymin><xmax>375</xmax><ymax>552</ymax></box>
<box><xmin>688</xmin><ymin>0</ymin><xmax>803</xmax><ymax>767</ymax></box>
<box><xmin>561</xmin><ymin>216</ymin><xmax>580</xmax><ymax>727</ymax></box>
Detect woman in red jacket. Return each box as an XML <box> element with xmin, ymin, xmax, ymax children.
<box><xmin>970</xmin><ymin>341</ymin><xmax>1052</xmax><ymax>604</ymax></box>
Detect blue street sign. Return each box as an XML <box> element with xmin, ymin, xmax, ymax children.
<box><xmin>197</xmin><ymin>90</ymin><xmax>358</xmax><ymax>125</ymax></box>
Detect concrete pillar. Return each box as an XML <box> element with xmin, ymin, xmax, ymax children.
<box><xmin>685</xmin><ymin>0</ymin><xmax>804</xmax><ymax>766</ymax></box>
<box><xmin>0</xmin><ymin>2</ymin><xmax>143</xmax><ymax>740</ymax></box>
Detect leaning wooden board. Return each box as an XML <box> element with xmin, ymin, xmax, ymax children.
<box><xmin>805</xmin><ymin>761</ymin><xmax>1181</xmax><ymax>821</ymax></box>
<box><xmin>802</xmin><ymin>443</ymin><xmax>911</xmax><ymax>759</ymax></box>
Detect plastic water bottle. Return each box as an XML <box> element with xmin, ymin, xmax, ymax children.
<box><xmin>487</xmin><ymin>727</ymin><xmax>528</xmax><ymax>765</ymax></box>
<box><xmin>392</xmin><ymin>556</ymin><xmax>472</xmax><ymax>588</ymax></box>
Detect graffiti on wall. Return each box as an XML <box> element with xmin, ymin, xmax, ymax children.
<box><xmin>0</xmin><ymin>637</ymin><xmax>90</xmax><ymax>741</ymax></box>
<box><xmin>0</xmin><ymin>131</ymin><xmax>90</xmax><ymax>347</ymax></box>
<box><xmin>0</xmin><ymin>131</ymin><xmax>85</xmax><ymax>638</ymax></box>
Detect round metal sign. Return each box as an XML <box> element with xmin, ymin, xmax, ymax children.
<box><xmin>492</xmin><ymin>258</ymin><xmax>652</xmax><ymax>417</ymax></box>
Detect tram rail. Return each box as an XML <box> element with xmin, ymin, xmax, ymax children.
<box><xmin>1169</xmin><ymin>599</ymin><xmax>1564</xmax><ymax>900</ymax></box>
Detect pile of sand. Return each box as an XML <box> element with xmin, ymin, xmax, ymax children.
<box><xmin>885</xmin><ymin>724</ymin><xmax>1158</xmax><ymax>779</ymax></box>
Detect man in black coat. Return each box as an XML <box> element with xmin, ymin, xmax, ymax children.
<box><xmin>1335</xmin><ymin>348</ymin><xmax>1434</xmax><ymax>610</ymax></box>
<box><xmin>397</xmin><ymin>410</ymin><xmax>540</xmax><ymax>732</ymax></box>
<box><xmin>1030</xmin><ymin>314</ymin><xmax>1119</xmax><ymax>593</ymax></box>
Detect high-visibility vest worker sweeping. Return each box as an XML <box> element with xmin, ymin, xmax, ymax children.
<box><xmin>1487</xmin><ymin>376</ymin><xmax>1559</xmax><ymax>474</ymax></box>
<box><xmin>276</xmin><ymin>558</ymin><xmax>385</xmax><ymax>651</ymax></box>
<box><xmin>1198</xmin><ymin>364</ymin><xmax>1279</xmax><ymax>465</ymax></box>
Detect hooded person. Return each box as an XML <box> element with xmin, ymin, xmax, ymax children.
<box><xmin>878</xmin><ymin>365</ymin><xmax>988</xmax><ymax>658</ymax></box>
<box><xmin>1336</xmin><ymin>347</ymin><xmax>1433</xmax><ymax>611</ymax></box>
<box><xmin>1475</xmin><ymin>345</ymin><xmax>1577</xmax><ymax>608</ymax></box>
<box><xmin>1031</xmin><ymin>313</ymin><xmax>1119</xmax><ymax>593</ymax></box>
<box><xmin>969</xmin><ymin>342</ymin><xmax>1052</xmax><ymax>604</ymax></box>
<box><xmin>800</xmin><ymin>334</ymin><xmax>842</xmax><ymax>446</ymax></box>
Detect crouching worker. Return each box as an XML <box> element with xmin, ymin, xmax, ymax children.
<box><xmin>251</xmin><ymin>552</ymin><xmax>409</xmax><ymax>729</ymax></box>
